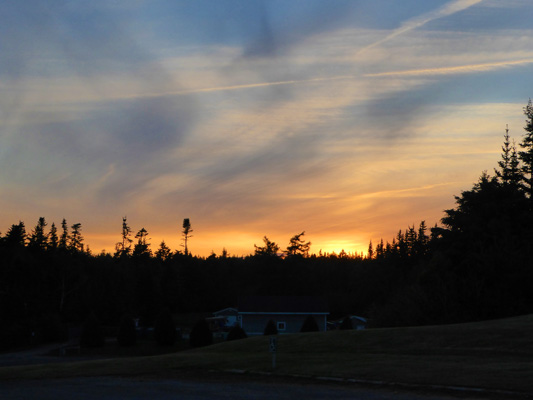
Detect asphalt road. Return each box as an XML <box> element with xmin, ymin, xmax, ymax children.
<box><xmin>0</xmin><ymin>376</ymin><xmax>476</xmax><ymax>400</ymax></box>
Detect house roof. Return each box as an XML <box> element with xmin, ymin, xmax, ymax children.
<box><xmin>238</xmin><ymin>296</ymin><xmax>329</xmax><ymax>314</ymax></box>
<box><xmin>213</xmin><ymin>307</ymin><xmax>238</xmax><ymax>316</ymax></box>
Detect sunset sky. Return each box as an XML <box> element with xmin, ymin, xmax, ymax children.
<box><xmin>2</xmin><ymin>0</ymin><xmax>533</xmax><ymax>256</ymax></box>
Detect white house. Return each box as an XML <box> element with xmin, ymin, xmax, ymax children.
<box><xmin>237</xmin><ymin>296</ymin><xmax>329</xmax><ymax>335</ymax></box>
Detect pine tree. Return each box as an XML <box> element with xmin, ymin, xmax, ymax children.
<box><xmin>48</xmin><ymin>222</ymin><xmax>58</xmax><ymax>250</ymax></box>
<box><xmin>285</xmin><ymin>231</ymin><xmax>311</xmax><ymax>257</ymax></box>
<box><xmin>414</xmin><ymin>220</ymin><xmax>429</xmax><ymax>257</ymax></box>
<box><xmin>155</xmin><ymin>240</ymin><xmax>172</xmax><ymax>261</ymax></box>
<box><xmin>69</xmin><ymin>223</ymin><xmax>84</xmax><ymax>252</ymax></box>
<box><xmin>263</xmin><ymin>319</ymin><xmax>278</xmax><ymax>335</ymax></box>
<box><xmin>496</xmin><ymin>125</ymin><xmax>522</xmax><ymax>188</ymax></box>
<box><xmin>133</xmin><ymin>227</ymin><xmax>151</xmax><ymax>257</ymax></box>
<box><xmin>226</xmin><ymin>325</ymin><xmax>247</xmax><ymax>341</ymax></box>
<box><xmin>28</xmin><ymin>217</ymin><xmax>48</xmax><ymax>251</ymax></box>
<box><xmin>375</xmin><ymin>238</ymin><xmax>385</xmax><ymax>259</ymax></box>
<box><xmin>300</xmin><ymin>315</ymin><xmax>319</xmax><ymax>332</ymax></box>
<box><xmin>4</xmin><ymin>222</ymin><xmax>26</xmax><ymax>247</ymax></box>
<box><xmin>385</xmin><ymin>240</ymin><xmax>393</xmax><ymax>255</ymax></box>
<box><xmin>59</xmin><ymin>219</ymin><xmax>69</xmax><ymax>250</ymax></box>
<box><xmin>254</xmin><ymin>236</ymin><xmax>280</xmax><ymax>256</ymax></box>
<box><xmin>115</xmin><ymin>217</ymin><xmax>133</xmax><ymax>258</ymax></box>
<box><xmin>367</xmin><ymin>240</ymin><xmax>374</xmax><ymax>260</ymax></box>
<box><xmin>405</xmin><ymin>225</ymin><xmax>417</xmax><ymax>257</ymax></box>
<box><xmin>182</xmin><ymin>218</ymin><xmax>193</xmax><ymax>256</ymax></box>
<box><xmin>418</xmin><ymin>221</ymin><xmax>428</xmax><ymax>246</ymax></box>
<box><xmin>519</xmin><ymin>99</ymin><xmax>533</xmax><ymax>198</ymax></box>
<box><xmin>395</xmin><ymin>230</ymin><xmax>407</xmax><ymax>258</ymax></box>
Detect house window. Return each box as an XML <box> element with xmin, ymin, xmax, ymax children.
<box><xmin>277</xmin><ymin>322</ymin><xmax>286</xmax><ymax>331</ymax></box>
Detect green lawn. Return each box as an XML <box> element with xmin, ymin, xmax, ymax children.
<box><xmin>2</xmin><ymin>314</ymin><xmax>533</xmax><ymax>394</ymax></box>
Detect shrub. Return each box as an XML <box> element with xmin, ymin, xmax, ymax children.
<box><xmin>300</xmin><ymin>315</ymin><xmax>319</xmax><ymax>332</ymax></box>
<box><xmin>340</xmin><ymin>316</ymin><xmax>353</xmax><ymax>330</ymax></box>
<box><xmin>189</xmin><ymin>319</ymin><xmax>212</xmax><ymax>348</ymax></box>
<box><xmin>226</xmin><ymin>325</ymin><xmax>247</xmax><ymax>341</ymax></box>
<box><xmin>154</xmin><ymin>308</ymin><xmax>177</xmax><ymax>346</ymax></box>
<box><xmin>117</xmin><ymin>315</ymin><xmax>137</xmax><ymax>347</ymax></box>
<box><xmin>263</xmin><ymin>319</ymin><xmax>278</xmax><ymax>335</ymax></box>
<box><xmin>80</xmin><ymin>312</ymin><xmax>105</xmax><ymax>348</ymax></box>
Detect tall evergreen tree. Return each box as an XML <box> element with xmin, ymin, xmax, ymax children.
<box><xmin>415</xmin><ymin>220</ymin><xmax>429</xmax><ymax>257</ymax></box>
<box><xmin>133</xmin><ymin>227</ymin><xmax>151</xmax><ymax>257</ymax></box>
<box><xmin>182</xmin><ymin>218</ymin><xmax>193</xmax><ymax>255</ymax></box>
<box><xmin>263</xmin><ymin>319</ymin><xmax>278</xmax><ymax>335</ymax></box>
<box><xmin>155</xmin><ymin>240</ymin><xmax>172</xmax><ymax>261</ymax></box>
<box><xmin>48</xmin><ymin>222</ymin><xmax>59</xmax><ymax>250</ymax></box>
<box><xmin>395</xmin><ymin>229</ymin><xmax>407</xmax><ymax>258</ymax></box>
<box><xmin>59</xmin><ymin>219</ymin><xmax>69</xmax><ymax>250</ymax></box>
<box><xmin>254</xmin><ymin>236</ymin><xmax>280</xmax><ymax>256</ymax></box>
<box><xmin>367</xmin><ymin>240</ymin><xmax>374</xmax><ymax>260</ymax></box>
<box><xmin>4</xmin><ymin>222</ymin><xmax>26</xmax><ymax>247</ymax></box>
<box><xmin>300</xmin><ymin>315</ymin><xmax>319</xmax><ymax>332</ymax></box>
<box><xmin>115</xmin><ymin>217</ymin><xmax>133</xmax><ymax>258</ymax></box>
<box><xmin>375</xmin><ymin>238</ymin><xmax>385</xmax><ymax>259</ymax></box>
<box><xmin>496</xmin><ymin>125</ymin><xmax>522</xmax><ymax>188</ymax></box>
<box><xmin>28</xmin><ymin>217</ymin><xmax>48</xmax><ymax>251</ymax></box>
<box><xmin>405</xmin><ymin>225</ymin><xmax>417</xmax><ymax>257</ymax></box>
<box><xmin>69</xmin><ymin>223</ymin><xmax>84</xmax><ymax>252</ymax></box>
<box><xmin>519</xmin><ymin>99</ymin><xmax>533</xmax><ymax>198</ymax></box>
<box><xmin>285</xmin><ymin>231</ymin><xmax>311</xmax><ymax>257</ymax></box>
<box><xmin>226</xmin><ymin>325</ymin><xmax>247</xmax><ymax>341</ymax></box>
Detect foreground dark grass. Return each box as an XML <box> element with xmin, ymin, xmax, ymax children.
<box><xmin>2</xmin><ymin>314</ymin><xmax>533</xmax><ymax>394</ymax></box>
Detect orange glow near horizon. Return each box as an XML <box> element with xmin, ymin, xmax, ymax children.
<box><xmin>85</xmin><ymin>232</ymin><xmax>372</xmax><ymax>258</ymax></box>
<box><xmin>83</xmin><ymin>205</ymin><xmax>447</xmax><ymax>258</ymax></box>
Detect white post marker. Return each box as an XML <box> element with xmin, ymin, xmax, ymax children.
<box><xmin>269</xmin><ymin>336</ymin><xmax>277</xmax><ymax>370</ymax></box>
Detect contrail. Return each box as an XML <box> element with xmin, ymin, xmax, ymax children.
<box><xmin>356</xmin><ymin>0</ymin><xmax>484</xmax><ymax>55</ymax></box>
<box><xmin>118</xmin><ymin>75</ymin><xmax>353</xmax><ymax>99</ymax></box>
<box><xmin>116</xmin><ymin>0</ymin><xmax>485</xmax><ymax>100</ymax></box>
<box><xmin>365</xmin><ymin>58</ymin><xmax>533</xmax><ymax>78</ymax></box>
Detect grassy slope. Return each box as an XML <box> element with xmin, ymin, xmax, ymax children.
<box><xmin>2</xmin><ymin>314</ymin><xmax>533</xmax><ymax>393</ymax></box>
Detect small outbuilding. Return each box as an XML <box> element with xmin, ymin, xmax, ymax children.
<box><xmin>237</xmin><ymin>296</ymin><xmax>329</xmax><ymax>335</ymax></box>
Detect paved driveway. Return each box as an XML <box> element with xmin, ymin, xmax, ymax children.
<box><xmin>0</xmin><ymin>376</ymin><xmax>474</xmax><ymax>400</ymax></box>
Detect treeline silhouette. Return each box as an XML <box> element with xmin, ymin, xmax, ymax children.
<box><xmin>1</xmin><ymin>101</ymin><xmax>533</xmax><ymax>350</ymax></box>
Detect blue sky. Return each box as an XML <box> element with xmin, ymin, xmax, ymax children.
<box><xmin>1</xmin><ymin>0</ymin><xmax>533</xmax><ymax>255</ymax></box>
